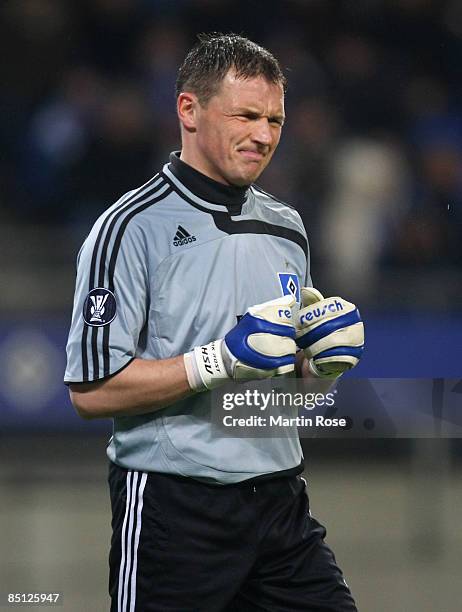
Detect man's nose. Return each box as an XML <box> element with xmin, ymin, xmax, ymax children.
<box><xmin>251</xmin><ymin>118</ymin><xmax>272</xmax><ymax>145</ymax></box>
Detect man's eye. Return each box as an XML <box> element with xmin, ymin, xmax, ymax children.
<box><xmin>237</xmin><ymin>114</ymin><xmax>283</xmax><ymax>125</ymax></box>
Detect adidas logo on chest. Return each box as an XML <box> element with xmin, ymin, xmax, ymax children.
<box><xmin>173</xmin><ymin>225</ymin><xmax>196</xmax><ymax>247</ymax></box>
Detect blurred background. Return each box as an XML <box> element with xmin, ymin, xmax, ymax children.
<box><xmin>0</xmin><ymin>0</ymin><xmax>461</xmax><ymax>610</ymax></box>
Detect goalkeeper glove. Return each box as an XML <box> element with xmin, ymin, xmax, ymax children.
<box><xmin>185</xmin><ymin>295</ymin><xmax>297</xmax><ymax>391</ymax></box>
<box><xmin>295</xmin><ymin>287</ymin><xmax>364</xmax><ymax>379</ymax></box>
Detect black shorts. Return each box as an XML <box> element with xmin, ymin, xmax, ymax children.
<box><xmin>108</xmin><ymin>462</ymin><xmax>357</xmax><ymax>612</ymax></box>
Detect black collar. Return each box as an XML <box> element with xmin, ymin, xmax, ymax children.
<box><xmin>168</xmin><ymin>152</ymin><xmax>248</xmax><ymax>214</ymax></box>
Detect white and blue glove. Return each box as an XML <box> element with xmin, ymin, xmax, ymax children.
<box><xmin>295</xmin><ymin>287</ymin><xmax>364</xmax><ymax>379</ymax></box>
<box><xmin>185</xmin><ymin>295</ymin><xmax>297</xmax><ymax>391</ymax></box>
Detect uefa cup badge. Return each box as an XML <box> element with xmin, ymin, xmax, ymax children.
<box><xmin>83</xmin><ymin>288</ymin><xmax>117</xmax><ymax>327</ymax></box>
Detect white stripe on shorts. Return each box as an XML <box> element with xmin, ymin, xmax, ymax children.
<box><xmin>117</xmin><ymin>471</ymin><xmax>148</xmax><ymax>612</ymax></box>
<box><xmin>130</xmin><ymin>473</ymin><xmax>147</xmax><ymax>612</ymax></box>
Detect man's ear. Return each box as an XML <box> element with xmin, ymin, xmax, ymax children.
<box><xmin>177</xmin><ymin>92</ymin><xmax>198</xmax><ymax>132</ymax></box>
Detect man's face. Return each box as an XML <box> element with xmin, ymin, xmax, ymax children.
<box><xmin>191</xmin><ymin>71</ymin><xmax>285</xmax><ymax>187</ymax></box>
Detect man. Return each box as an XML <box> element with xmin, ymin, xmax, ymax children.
<box><xmin>65</xmin><ymin>33</ymin><xmax>363</xmax><ymax>611</ymax></box>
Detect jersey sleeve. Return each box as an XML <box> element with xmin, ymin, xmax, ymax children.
<box><xmin>64</xmin><ymin>214</ymin><xmax>150</xmax><ymax>383</ymax></box>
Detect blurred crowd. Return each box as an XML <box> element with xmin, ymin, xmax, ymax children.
<box><xmin>1</xmin><ymin>0</ymin><xmax>461</xmax><ymax>298</ymax></box>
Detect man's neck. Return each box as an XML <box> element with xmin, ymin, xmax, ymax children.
<box><xmin>168</xmin><ymin>152</ymin><xmax>248</xmax><ymax>211</ymax></box>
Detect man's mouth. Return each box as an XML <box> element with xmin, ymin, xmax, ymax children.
<box><xmin>238</xmin><ymin>150</ymin><xmax>265</xmax><ymax>162</ymax></box>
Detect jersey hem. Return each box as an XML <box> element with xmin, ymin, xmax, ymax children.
<box><xmin>107</xmin><ymin>458</ymin><xmax>305</xmax><ymax>486</ymax></box>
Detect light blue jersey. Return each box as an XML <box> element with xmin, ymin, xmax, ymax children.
<box><xmin>65</xmin><ymin>153</ymin><xmax>311</xmax><ymax>483</ymax></box>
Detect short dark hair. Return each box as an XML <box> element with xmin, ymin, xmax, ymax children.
<box><xmin>175</xmin><ymin>33</ymin><xmax>286</xmax><ymax>106</ymax></box>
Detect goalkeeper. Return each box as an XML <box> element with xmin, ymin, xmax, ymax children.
<box><xmin>65</xmin><ymin>34</ymin><xmax>362</xmax><ymax>612</ymax></box>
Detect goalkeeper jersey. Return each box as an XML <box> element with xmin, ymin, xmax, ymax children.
<box><xmin>65</xmin><ymin>152</ymin><xmax>311</xmax><ymax>484</ymax></box>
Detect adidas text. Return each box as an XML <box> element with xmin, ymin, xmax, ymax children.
<box><xmin>173</xmin><ymin>235</ymin><xmax>196</xmax><ymax>247</ymax></box>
